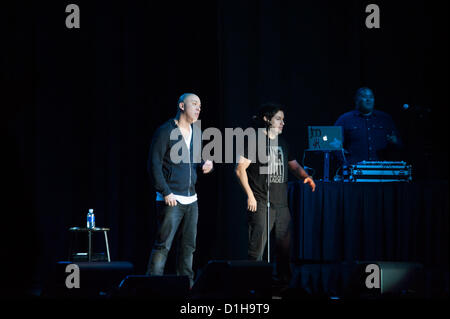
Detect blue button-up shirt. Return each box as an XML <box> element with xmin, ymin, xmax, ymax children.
<box><xmin>334</xmin><ymin>109</ymin><xmax>400</xmax><ymax>164</ymax></box>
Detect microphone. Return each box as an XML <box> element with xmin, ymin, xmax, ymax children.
<box><xmin>252</xmin><ymin>115</ymin><xmax>272</xmax><ymax>127</ymax></box>
<box><xmin>402</xmin><ymin>104</ymin><xmax>431</xmax><ymax>113</ymax></box>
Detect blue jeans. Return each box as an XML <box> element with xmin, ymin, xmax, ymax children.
<box><xmin>146</xmin><ymin>201</ymin><xmax>198</xmax><ymax>286</ymax></box>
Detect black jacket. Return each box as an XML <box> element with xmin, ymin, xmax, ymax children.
<box><xmin>148</xmin><ymin>119</ymin><xmax>203</xmax><ymax>197</ymax></box>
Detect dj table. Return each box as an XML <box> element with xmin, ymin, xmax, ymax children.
<box><xmin>288</xmin><ymin>180</ymin><xmax>449</xmax><ymax>267</ymax></box>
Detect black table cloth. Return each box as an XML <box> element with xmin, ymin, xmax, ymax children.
<box><xmin>288</xmin><ymin>180</ymin><xmax>449</xmax><ymax>267</ymax></box>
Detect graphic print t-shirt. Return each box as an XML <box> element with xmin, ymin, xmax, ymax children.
<box><xmin>242</xmin><ymin>135</ymin><xmax>294</xmax><ymax>208</ymax></box>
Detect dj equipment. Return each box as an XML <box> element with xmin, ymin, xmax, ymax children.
<box><xmin>343</xmin><ymin>161</ymin><xmax>412</xmax><ymax>182</ymax></box>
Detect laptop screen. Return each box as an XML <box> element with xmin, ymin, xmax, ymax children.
<box><xmin>307</xmin><ymin>126</ymin><xmax>343</xmax><ymax>151</ymax></box>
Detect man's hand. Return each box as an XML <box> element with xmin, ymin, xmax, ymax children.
<box><xmin>304</xmin><ymin>176</ymin><xmax>316</xmax><ymax>192</ymax></box>
<box><xmin>247</xmin><ymin>195</ymin><xmax>257</xmax><ymax>212</ymax></box>
<box><xmin>386</xmin><ymin>133</ymin><xmax>399</xmax><ymax>144</ymax></box>
<box><xmin>202</xmin><ymin>160</ymin><xmax>213</xmax><ymax>174</ymax></box>
<box><xmin>164</xmin><ymin>193</ymin><xmax>177</xmax><ymax>207</ymax></box>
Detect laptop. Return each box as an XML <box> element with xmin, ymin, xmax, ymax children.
<box><xmin>307</xmin><ymin>126</ymin><xmax>343</xmax><ymax>151</ymax></box>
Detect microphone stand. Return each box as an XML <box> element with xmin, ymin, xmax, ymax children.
<box><xmin>265</xmin><ymin>123</ymin><xmax>271</xmax><ymax>263</ymax></box>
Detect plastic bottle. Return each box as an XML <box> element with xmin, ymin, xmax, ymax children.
<box><xmin>87</xmin><ymin>208</ymin><xmax>95</xmax><ymax>229</ymax></box>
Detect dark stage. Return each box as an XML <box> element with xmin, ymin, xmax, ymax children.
<box><xmin>2</xmin><ymin>0</ymin><xmax>449</xmax><ymax>308</ymax></box>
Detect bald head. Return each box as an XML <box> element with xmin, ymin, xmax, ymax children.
<box><xmin>177</xmin><ymin>93</ymin><xmax>201</xmax><ymax>123</ymax></box>
<box><xmin>178</xmin><ymin>93</ymin><xmax>198</xmax><ymax>105</ymax></box>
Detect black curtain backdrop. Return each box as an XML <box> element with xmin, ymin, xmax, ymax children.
<box><xmin>2</xmin><ymin>0</ymin><xmax>448</xmax><ymax>296</ymax></box>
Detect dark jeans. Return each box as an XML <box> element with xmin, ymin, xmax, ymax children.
<box><xmin>247</xmin><ymin>201</ymin><xmax>292</xmax><ymax>283</ymax></box>
<box><xmin>146</xmin><ymin>201</ymin><xmax>198</xmax><ymax>287</ymax></box>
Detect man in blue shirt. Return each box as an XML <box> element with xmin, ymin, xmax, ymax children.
<box><xmin>334</xmin><ymin>87</ymin><xmax>402</xmax><ymax>164</ymax></box>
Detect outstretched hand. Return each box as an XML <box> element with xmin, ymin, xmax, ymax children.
<box><xmin>202</xmin><ymin>160</ymin><xmax>213</xmax><ymax>174</ymax></box>
<box><xmin>304</xmin><ymin>176</ymin><xmax>316</xmax><ymax>192</ymax></box>
<box><xmin>386</xmin><ymin>133</ymin><xmax>399</xmax><ymax>144</ymax></box>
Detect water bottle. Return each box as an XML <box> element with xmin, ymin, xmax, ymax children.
<box><xmin>87</xmin><ymin>209</ymin><xmax>95</xmax><ymax>229</ymax></box>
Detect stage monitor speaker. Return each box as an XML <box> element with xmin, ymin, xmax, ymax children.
<box><xmin>45</xmin><ymin>261</ymin><xmax>134</xmax><ymax>298</ymax></box>
<box><xmin>115</xmin><ymin>275</ymin><xmax>190</xmax><ymax>299</ymax></box>
<box><xmin>289</xmin><ymin>261</ymin><xmax>425</xmax><ymax>299</ymax></box>
<box><xmin>191</xmin><ymin>260</ymin><xmax>273</xmax><ymax>299</ymax></box>
<box><xmin>375</xmin><ymin>261</ymin><xmax>425</xmax><ymax>295</ymax></box>
<box><xmin>345</xmin><ymin>261</ymin><xmax>426</xmax><ymax>298</ymax></box>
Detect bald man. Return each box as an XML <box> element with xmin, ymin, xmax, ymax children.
<box><xmin>335</xmin><ymin>87</ymin><xmax>402</xmax><ymax>164</ymax></box>
<box><xmin>146</xmin><ymin>93</ymin><xmax>213</xmax><ymax>287</ymax></box>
